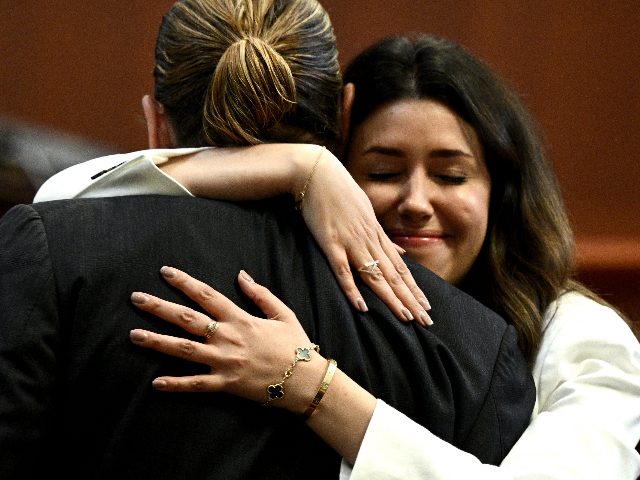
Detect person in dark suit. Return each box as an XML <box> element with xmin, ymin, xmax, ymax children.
<box><xmin>0</xmin><ymin>0</ymin><xmax>534</xmax><ymax>478</ymax></box>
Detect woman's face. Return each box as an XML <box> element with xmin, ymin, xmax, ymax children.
<box><xmin>346</xmin><ymin>99</ymin><xmax>491</xmax><ymax>285</ymax></box>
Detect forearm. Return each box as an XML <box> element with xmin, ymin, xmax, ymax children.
<box><xmin>159</xmin><ymin>144</ymin><xmax>432</xmax><ymax>325</ymax></box>
<box><xmin>305</xmin><ymin>368</ymin><xmax>376</xmax><ymax>464</ymax></box>
<box><xmin>160</xmin><ymin>143</ymin><xmax>326</xmax><ymax>201</ymax></box>
<box><xmin>280</xmin><ymin>356</ymin><xmax>376</xmax><ymax>465</ymax></box>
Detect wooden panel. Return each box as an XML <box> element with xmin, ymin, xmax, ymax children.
<box><xmin>0</xmin><ymin>1</ymin><xmax>174</xmax><ymax>151</ymax></box>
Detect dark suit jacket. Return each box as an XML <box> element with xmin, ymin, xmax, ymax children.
<box><xmin>0</xmin><ymin>195</ymin><xmax>534</xmax><ymax>479</ymax></box>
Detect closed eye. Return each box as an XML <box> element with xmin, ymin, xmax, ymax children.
<box><xmin>367</xmin><ymin>171</ymin><xmax>401</xmax><ymax>181</ymax></box>
<box><xmin>435</xmin><ymin>174</ymin><xmax>467</xmax><ymax>185</ymax></box>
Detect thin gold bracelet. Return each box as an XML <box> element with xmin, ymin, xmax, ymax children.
<box><xmin>302</xmin><ymin>358</ymin><xmax>337</xmax><ymax>420</ymax></box>
<box><xmin>294</xmin><ymin>146</ymin><xmax>325</xmax><ymax>211</ymax></box>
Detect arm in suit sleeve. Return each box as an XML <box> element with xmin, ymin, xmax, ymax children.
<box><xmin>0</xmin><ymin>204</ymin><xmax>60</xmax><ymax>478</ymax></box>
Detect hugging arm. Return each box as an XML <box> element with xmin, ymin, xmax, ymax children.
<box><xmin>128</xmin><ymin>267</ymin><xmax>538</xmax><ymax>479</ymax></box>
<box><xmin>129</xmin><ymin>266</ymin><xmax>376</xmax><ymax>465</ymax></box>
<box><xmin>159</xmin><ymin>144</ymin><xmax>432</xmax><ymax>326</ymax></box>
<box><xmin>133</xmin><ymin>268</ymin><xmax>640</xmax><ymax>479</ymax></box>
<box><xmin>33</xmin><ymin>144</ymin><xmax>431</xmax><ymax>325</ymax></box>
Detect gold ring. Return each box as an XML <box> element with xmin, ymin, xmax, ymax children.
<box><xmin>204</xmin><ymin>319</ymin><xmax>219</xmax><ymax>339</ymax></box>
<box><xmin>358</xmin><ymin>259</ymin><xmax>380</xmax><ymax>274</ymax></box>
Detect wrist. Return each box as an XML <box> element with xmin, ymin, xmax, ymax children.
<box><xmin>279</xmin><ymin>354</ymin><xmax>329</xmax><ymax>414</ymax></box>
<box><xmin>290</xmin><ymin>144</ymin><xmax>326</xmax><ymax>200</ymax></box>
<box><xmin>302</xmin><ymin>358</ymin><xmax>338</xmax><ymax>420</ymax></box>
<box><xmin>261</xmin><ymin>344</ymin><xmax>328</xmax><ymax>414</ymax></box>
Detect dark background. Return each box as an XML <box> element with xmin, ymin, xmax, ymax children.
<box><xmin>1</xmin><ymin>1</ymin><xmax>638</xmax><ymax>328</ymax></box>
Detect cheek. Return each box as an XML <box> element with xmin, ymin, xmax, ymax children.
<box><xmin>448</xmin><ymin>188</ymin><xmax>490</xmax><ymax>240</ymax></box>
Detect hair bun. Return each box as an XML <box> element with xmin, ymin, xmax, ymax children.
<box><xmin>204</xmin><ymin>35</ymin><xmax>297</xmax><ymax>144</ymax></box>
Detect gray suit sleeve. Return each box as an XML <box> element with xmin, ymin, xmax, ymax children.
<box><xmin>0</xmin><ymin>204</ymin><xmax>60</xmax><ymax>478</ymax></box>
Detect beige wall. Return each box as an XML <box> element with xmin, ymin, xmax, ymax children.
<box><xmin>1</xmin><ymin>1</ymin><xmax>638</xmax><ymax>325</ymax></box>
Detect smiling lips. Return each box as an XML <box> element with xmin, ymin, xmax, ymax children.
<box><xmin>388</xmin><ymin>230</ymin><xmax>448</xmax><ymax>248</ymax></box>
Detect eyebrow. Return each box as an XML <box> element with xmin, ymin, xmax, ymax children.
<box><xmin>363</xmin><ymin>145</ymin><xmax>404</xmax><ymax>157</ymax></box>
<box><xmin>364</xmin><ymin>145</ymin><xmax>474</xmax><ymax>159</ymax></box>
<box><xmin>430</xmin><ymin>148</ymin><xmax>474</xmax><ymax>159</ymax></box>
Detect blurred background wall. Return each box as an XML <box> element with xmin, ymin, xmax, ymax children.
<box><xmin>1</xmin><ymin>0</ymin><xmax>638</xmax><ymax>328</ymax></box>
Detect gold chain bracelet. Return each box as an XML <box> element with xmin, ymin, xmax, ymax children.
<box><xmin>263</xmin><ymin>344</ymin><xmax>320</xmax><ymax>407</ymax></box>
<box><xmin>294</xmin><ymin>146</ymin><xmax>325</xmax><ymax>211</ymax></box>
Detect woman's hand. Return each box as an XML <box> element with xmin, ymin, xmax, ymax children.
<box><xmin>295</xmin><ymin>148</ymin><xmax>432</xmax><ymax>326</ymax></box>
<box><xmin>129</xmin><ymin>267</ymin><xmax>328</xmax><ymax>413</ymax></box>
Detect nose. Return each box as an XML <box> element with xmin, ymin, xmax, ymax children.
<box><xmin>397</xmin><ymin>171</ymin><xmax>434</xmax><ymax>221</ymax></box>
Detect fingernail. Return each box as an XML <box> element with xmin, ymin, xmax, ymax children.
<box><xmin>401</xmin><ymin>307</ymin><xmax>414</xmax><ymax>321</ymax></box>
<box><xmin>160</xmin><ymin>266</ymin><xmax>176</xmax><ymax>278</ymax></box>
<box><xmin>419</xmin><ymin>310</ymin><xmax>434</xmax><ymax>326</ymax></box>
<box><xmin>239</xmin><ymin>270</ymin><xmax>254</xmax><ymax>283</ymax></box>
<box><xmin>131</xmin><ymin>292</ymin><xmax>148</xmax><ymax>305</ymax></box>
<box><xmin>356</xmin><ymin>297</ymin><xmax>368</xmax><ymax>312</ymax></box>
<box><xmin>393</xmin><ymin>242</ymin><xmax>407</xmax><ymax>255</ymax></box>
<box><xmin>152</xmin><ymin>379</ymin><xmax>167</xmax><ymax>389</ymax></box>
<box><xmin>130</xmin><ymin>329</ymin><xmax>148</xmax><ymax>343</ymax></box>
<box><xmin>420</xmin><ymin>297</ymin><xmax>432</xmax><ymax>311</ymax></box>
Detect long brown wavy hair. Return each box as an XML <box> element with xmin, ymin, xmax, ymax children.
<box><xmin>343</xmin><ymin>34</ymin><xmax>629</xmax><ymax>363</ymax></box>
